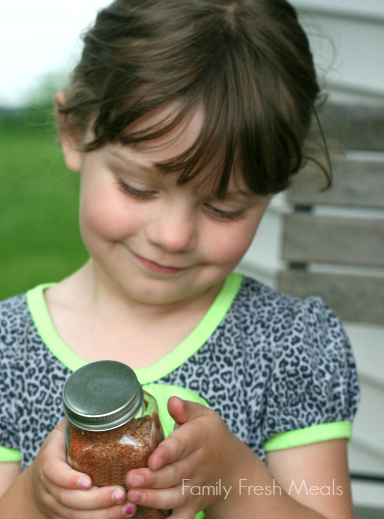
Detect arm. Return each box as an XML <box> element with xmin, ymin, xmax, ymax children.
<box><xmin>0</xmin><ymin>420</ymin><xmax>135</xmax><ymax>519</ymax></box>
<box><xmin>125</xmin><ymin>398</ymin><xmax>354</xmax><ymax>519</ymax></box>
<box><xmin>265</xmin><ymin>440</ymin><xmax>354</xmax><ymax>519</ymax></box>
<box><xmin>0</xmin><ymin>460</ymin><xmax>45</xmax><ymax>519</ymax></box>
<box><xmin>206</xmin><ymin>438</ymin><xmax>353</xmax><ymax>519</ymax></box>
<box><xmin>0</xmin><ymin>462</ymin><xmax>22</xmax><ymax>498</ymax></box>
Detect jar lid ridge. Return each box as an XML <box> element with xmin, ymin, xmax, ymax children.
<box><xmin>62</xmin><ymin>361</ymin><xmax>144</xmax><ymax>431</ymax></box>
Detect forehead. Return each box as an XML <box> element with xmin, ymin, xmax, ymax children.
<box><xmin>124</xmin><ymin>100</ymin><xmax>204</xmax><ymax>161</ymax></box>
<box><xmin>107</xmin><ymin>141</ymin><xmax>250</xmax><ymax>197</ymax></box>
<box><xmin>101</xmin><ymin>101</ymin><xmax>250</xmax><ymax>196</ymax></box>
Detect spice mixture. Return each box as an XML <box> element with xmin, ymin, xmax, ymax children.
<box><xmin>67</xmin><ymin>415</ymin><xmax>171</xmax><ymax>518</ymax></box>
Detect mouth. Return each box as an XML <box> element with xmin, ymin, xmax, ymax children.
<box><xmin>131</xmin><ymin>252</ymin><xmax>189</xmax><ymax>275</ymax></box>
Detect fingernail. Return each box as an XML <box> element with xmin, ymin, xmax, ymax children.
<box><xmin>78</xmin><ymin>476</ymin><xmax>92</xmax><ymax>489</ymax></box>
<box><xmin>130</xmin><ymin>490</ymin><xmax>143</xmax><ymax>504</ymax></box>
<box><xmin>153</xmin><ymin>458</ymin><xmax>165</xmax><ymax>471</ymax></box>
<box><xmin>128</xmin><ymin>474</ymin><xmax>143</xmax><ymax>487</ymax></box>
<box><xmin>123</xmin><ymin>505</ymin><xmax>133</xmax><ymax>516</ymax></box>
<box><xmin>112</xmin><ymin>488</ymin><xmax>126</xmax><ymax>503</ymax></box>
<box><xmin>180</xmin><ymin>398</ymin><xmax>188</xmax><ymax>409</ymax></box>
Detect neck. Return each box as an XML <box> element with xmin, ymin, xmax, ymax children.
<box><xmin>57</xmin><ymin>258</ymin><xmax>224</xmax><ymax>321</ymax></box>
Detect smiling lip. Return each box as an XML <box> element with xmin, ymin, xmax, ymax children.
<box><xmin>132</xmin><ymin>252</ymin><xmax>188</xmax><ymax>275</ymax></box>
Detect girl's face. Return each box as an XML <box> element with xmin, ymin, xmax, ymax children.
<box><xmin>62</xmin><ymin>105</ymin><xmax>271</xmax><ymax>307</ymax></box>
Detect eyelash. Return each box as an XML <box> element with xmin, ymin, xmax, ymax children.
<box><xmin>117</xmin><ymin>178</ymin><xmax>155</xmax><ymax>198</ymax></box>
<box><xmin>205</xmin><ymin>205</ymin><xmax>246</xmax><ymax>221</ymax></box>
<box><xmin>117</xmin><ymin>178</ymin><xmax>246</xmax><ymax>221</ymax></box>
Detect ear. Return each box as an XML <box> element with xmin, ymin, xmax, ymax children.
<box><xmin>55</xmin><ymin>91</ymin><xmax>82</xmax><ymax>172</ymax></box>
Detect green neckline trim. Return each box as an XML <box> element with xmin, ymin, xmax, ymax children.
<box><xmin>26</xmin><ymin>273</ymin><xmax>243</xmax><ymax>384</ymax></box>
<box><xmin>27</xmin><ymin>283</ymin><xmax>87</xmax><ymax>372</ymax></box>
<box><xmin>0</xmin><ymin>446</ymin><xmax>21</xmax><ymax>463</ymax></box>
<box><xmin>263</xmin><ymin>421</ymin><xmax>353</xmax><ymax>452</ymax></box>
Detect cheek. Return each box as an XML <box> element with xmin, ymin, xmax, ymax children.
<box><xmin>79</xmin><ymin>184</ymin><xmax>131</xmax><ymax>242</ymax></box>
<box><xmin>212</xmin><ymin>202</ymin><xmax>270</xmax><ymax>265</ymax></box>
<box><xmin>206</xmin><ymin>223</ymin><xmax>258</xmax><ymax>265</ymax></box>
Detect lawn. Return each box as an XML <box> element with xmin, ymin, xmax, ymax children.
<box><xmin>0</xmin><ymin>112</ymin><xmax>88</xmax><ymax>301</ymax></box>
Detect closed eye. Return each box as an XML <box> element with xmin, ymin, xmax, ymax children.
<box><xmin>205</xmin><ymin>204</ymin><xmax>246</xmax><ymax>221</ymax></box>
<box><xmin>116</xmin><ymin>178</ymin><xmax>156</xmax><ymax>199</ymax></box>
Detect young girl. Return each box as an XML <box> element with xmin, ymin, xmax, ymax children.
<box><xmin>0</xmin><ymin>1</ymin><xmax>359</xmax><ymax>518</ymax></box>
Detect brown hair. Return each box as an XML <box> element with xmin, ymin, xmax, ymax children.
<box><xmin>58</xmin><ymin>0</ymin><xmax>329</xmax><ymax>197</ymax></box>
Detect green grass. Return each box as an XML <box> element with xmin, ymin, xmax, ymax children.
<box><xmin>0</xmin><ymin>113</ymin><xmax>88</xmax><ymax>301</ymax></box>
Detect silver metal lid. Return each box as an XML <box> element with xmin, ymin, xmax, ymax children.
<box><xmin>62</xmin><ymin>360</ymin><xmax>144</xmax><ymax>431</ymax></box>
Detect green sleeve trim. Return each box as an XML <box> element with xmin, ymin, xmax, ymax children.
<box><xmin>0</xmin><ymin>446</ymin><xmax>21</xmax><ymax>463</ymax></box>
<box><xmin>26</xmin><ymin>273</ymin><xmax>243</xmax><ymax>384</ymax></box>
<box><xmin>263</xmin><ymin>421</ymin><xmax>353</xmax><ymax>452</ymax></box>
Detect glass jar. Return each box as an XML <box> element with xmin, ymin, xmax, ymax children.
<box><xmin>62</xmin><ymin>360</ymin><xmax>171</xmax><ymax>519</ymax></box>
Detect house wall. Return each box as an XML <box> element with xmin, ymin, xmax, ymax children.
<box><xmin>236</xmin><ymin>0</ymin><xmax>384</xmax><ymax>509</ymax></box>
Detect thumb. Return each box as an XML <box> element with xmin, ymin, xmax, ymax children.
<box><xmin>55</xmin><ymin>416</ymin><xmax>67</xmax><ymax>433</ymax></box>
<box><xmin>167</xmin><ymin>396</ymin><xmax>211</xmax><ymax>426</ymax></box>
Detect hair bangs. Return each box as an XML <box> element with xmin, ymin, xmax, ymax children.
<box><xmin>149</xmin><ymin>56</ymin><xmax>241</xmax><ymax>199</ymax></box>
<box><xmin>58</xmin><ymin>0</ymin><xmax>329</xmax><ymax>196</ymax></box>
<box><xmin>91</xmin><ymin>59</ymin><xmax>239</xmax><ymax>199</ymax></box>
<box><xmin>87</xmin><ymin>32</ymin><xmax>306</xmax><ymax>199</ymax></box>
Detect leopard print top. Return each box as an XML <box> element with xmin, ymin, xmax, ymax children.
<box><xmin>0</xmin><ymin>275</ymin><xmax>360</xmax><ymax>469</ymax></box>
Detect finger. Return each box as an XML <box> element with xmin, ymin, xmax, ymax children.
<box><xmin>127</xmin><ymin>451</ymin><xmax>199</xmax><ymax>490</ymax></box>
<box><xmin>147</xmin><ymin>414</ymin><xmax>214</xmax><ymax>471</ymax></box>
<box><xmin>147</xmin><ymin>430</ymin><xmax>196</xmax><ymax>472</ymax></box>
<box><xmin>41</xmin><ymin>442</ymin><xmax>93</xmax><ymax>491</ymax></box>
<box><xmin>39</xmin><ymin>489</ymin><xmax>138</xmax><ymax>519</ymax></box>
<box><xmin>38</xmin><ymin>419</ymin><xmax>93</xmax><ymax>491</ymax></box>
<box><xmin>49</xmin><ymin>484</ymin><xmax>129</xmax><ymax>510</ymax></box>
<box><xmin>121</xmin><ymin>502</ymin><xmax>137</xmax><ymax>518</ymax></box>
<box><xmin>167</xmin><ymin>397</ymin><xmax>211</xmax><ymax>426</ymax></box>
<box><xmin>128</xmin><ymin>484</ymin><xmax>188</xmax><ymax>511</ymax></box>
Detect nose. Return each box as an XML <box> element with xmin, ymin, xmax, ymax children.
<box><xmin>145</xmin><ymin>201</ymin><xmax>197</xmax><ymax>253</ymax></box>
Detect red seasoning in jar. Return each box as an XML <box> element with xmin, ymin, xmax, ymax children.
<box><xmin>62</xmin><ymin>360</ymin><xmax>171</xmax><ymax>519</ymax></box>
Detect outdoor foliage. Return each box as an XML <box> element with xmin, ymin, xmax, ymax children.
<box><xmin>0</xmin><ymin>107</ymin><xmax>88</xmax><ymax>301</ymax></box>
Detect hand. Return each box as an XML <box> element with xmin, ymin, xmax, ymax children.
<box><xmin>28</xmin><ymin>418</ymin><xmax>138</xmax><ymax>518</ymax></box>
<box><xmin>125</xmin><ymin>397</ymin><xmax>249</xmax><ymax>519</ymax></box>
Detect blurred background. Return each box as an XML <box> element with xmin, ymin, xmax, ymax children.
<box><xmin>0</xmin><ymin>0</ymin><xmax>112</xmax><ymax>300</ymax></box>
<box><xmin>1</xmin><ymin>0</ymin><xmax>383</xmax><ymax>513</ymax></box>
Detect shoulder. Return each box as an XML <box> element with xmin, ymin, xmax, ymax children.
<box><xmin>233</xmin><ymin>275</ymin><xmax>356</xmax><ymax>367</ymax></box>
<box><xmin>0</xmin><ymin>294</ymin><xmax>29</xmax><ymax>422</ymax></box>
<box><xmin>229</xmin><ymin>276</ymin><xmax>360</xmax><ymax>444</ymax></box>
<box><xmin>236</xmin><ymin>274</ymin><xmax>327</xmax><ymax>311</ymax></box>
<box><xmin>235</xmin><ymin>274</ymin><xmax>310</xmax><ymax>315</ymax></box>
<box><xmin>0</xmin><ymin>292</ymin><xmax>28</xmax><ymax>315</ymax></box>
<box><xmin>234</xmin><ymin>274</ymin><xmax>340</xmax><ymax>334</ymax></box>
<box><xmin>0</xmin><ymin>293</ymin><xmax>30</xmax><ymax>357</ymax></box>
